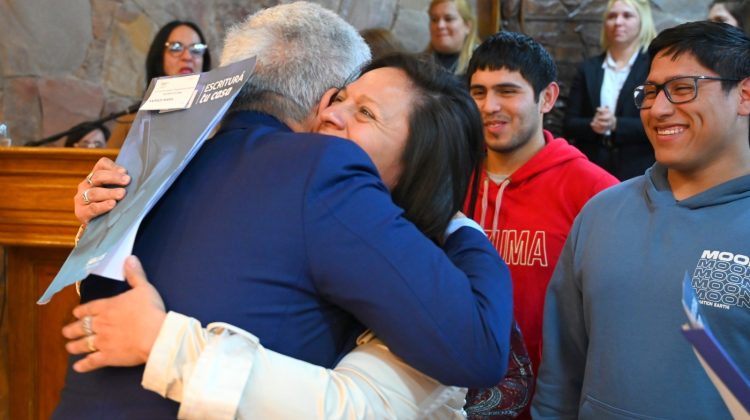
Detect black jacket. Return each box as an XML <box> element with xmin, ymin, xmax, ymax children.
<box><xmin>563</xmin><ymin>51</ymin><xmax>654</xmax><ymax>180</ymax></box>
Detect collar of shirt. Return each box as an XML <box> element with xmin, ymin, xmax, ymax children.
<box><xmin>599</xmin><ymin>48</ymin><xmax>640</xmax><ymax>118</ymax></box>
<box><xmin>602</xmin><ymin>48</ymin><xmax>639</xmax><ymax>72</ymax></box>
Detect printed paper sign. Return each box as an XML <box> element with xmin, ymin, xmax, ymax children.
<box><xmin>140</xmin><ymin>74</ymin><xmax>201</xmax><ymax>111</ymax></box>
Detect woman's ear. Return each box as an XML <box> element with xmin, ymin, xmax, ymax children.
<box><xmin>464</xmin><ymin>19</ymin><xmax>473</xmax><ymax>36</ymax></box>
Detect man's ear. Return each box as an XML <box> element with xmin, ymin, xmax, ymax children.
<box><xmin>737</xmin><ymin>77</ymin><xmax>750</xmax><ymax>117</ymax></box>
<box><xmin>316</xmin><ymin>88</ymin><xmax>339</xmax><ymax>117</ymax></box>
<box><xmin>539</xmin><ymin>82</ymin><xmax>560</xmax><ymax>114</ymax></box>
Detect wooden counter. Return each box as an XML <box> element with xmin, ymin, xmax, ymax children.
<box><xmin>0</xmin><ymin>147</ymin><xmax>118</xmax><ymax>419</ymax></box>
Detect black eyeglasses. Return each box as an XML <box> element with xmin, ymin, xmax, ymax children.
<box><xmin>633</xmin><ymin>76</ymin><xmax>740</xmax><ymax>109</ymax></box>
<box><xmin>164</xmin><ymin>41</ymin><xmax>208</xmax><ymax>57</ymax></box>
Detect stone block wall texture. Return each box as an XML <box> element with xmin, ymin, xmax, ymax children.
<box><xmin>0</xmin><ymin>0</ymin><xmax>426</xmax><ymax>146</ymax></box>
<box><xmin>0</xmin><ymin>0</ymin><xmax>710</xmax><ymax>146</ymax></box>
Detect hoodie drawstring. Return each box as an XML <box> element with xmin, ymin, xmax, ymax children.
<box><xmin>480</xmin><ymin>176</ymin><xmax>510</xmax><ymax>235</ymax></box>
<box><xmin>492</xmin><ymin>178</ymin><xmax>510</xmax><ymax>234</ymax></box>
<box><xmin>480</xmin><ymin>178</ymin><xmax>489</xmax><ymax>228</ymax></box>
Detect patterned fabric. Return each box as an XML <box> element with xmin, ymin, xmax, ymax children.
<box><xmin>464</xmin><ymin>322</ymin><xmax>534</xmax><ymax>419</ymax></box>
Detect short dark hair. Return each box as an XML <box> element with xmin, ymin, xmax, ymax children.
<box><xmin>648</xmin><ymin>21</ymin><xmax>750</xmax><ymax>92</ymax></box>
<box><xmin>64</xmin><ymin>122</ymin><xmax>110</xmax><ymax>147</ymax></box>
<box><xmin>360</xmin><ymin>53</ymin><xmax>485</xmax><ymax>242</ymax></box>
<box><xmin>466</xmin><ymin>31</ymin><xmax>557</xmax><ymax>101</ymax></box>
<box><xmin>145</xmin><ymin>20</ymin><xmax>212</xmax><ymax>84</ymax></box>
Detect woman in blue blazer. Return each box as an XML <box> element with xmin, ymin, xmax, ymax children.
<box><xmin>564</xmin><ymin>0</ymin><xmax>656</xmax><ymax>180</ymax></box>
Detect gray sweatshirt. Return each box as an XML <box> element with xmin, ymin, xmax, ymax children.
<box><xmin>533</xmin><ymin>164</ymin><xmax>750</xmax><ymax>420</ymax></box>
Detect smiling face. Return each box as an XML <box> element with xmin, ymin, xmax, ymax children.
<box><xmin>429</xmin><ymin>1</ymin><xmax>471</xmax><ymax>54</ymax></box>
<box><xmin>162</xmin><ymin>25</ymin><xmax>204</xmax><ymax>76</ymax></box>
<box><xmin>641</xmin><ymin>51</ymin><xmax>747</xmax><ymax>176</ymax></box>
<box><xmin>469</xmin><ymin>68</ymin><xmax>553</xmax><ymax>159</ymax></box>
<box><xmin>604</xmin><ymin>0</ymin><xmax>641</xmax><ymax>49</ymax></box>
<box><xmin>315</xmin><ymin>67</ymin><xmax>415</xmax><ymax>189</ymax></box>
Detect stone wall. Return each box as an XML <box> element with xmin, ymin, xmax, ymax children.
<box><xmin>0</xmin><ymin>0</ymin><xmax>432</xmax><ymax>146</ymax></box>
<box><xmin>0</xmin><ymin>0</ymin><xmax>711</xmax><ymax>146</ymax></box>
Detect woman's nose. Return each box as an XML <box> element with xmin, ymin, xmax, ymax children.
<box><xmin>320</xmin><ymin>105</ymin><xmax>347</xmax><ymax>131</ymax></box>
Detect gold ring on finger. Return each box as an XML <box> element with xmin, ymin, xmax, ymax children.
<box><xmin>82</xmin><ymin>315</ymin><xmax>94</xmax><ymax>336</ymax></box>
<box><xmin>82</xmin><ymin>189</ymin><xmax>91</xmax><ymax>205</ymax></box>
<box><xmin>86</xmin><ymin>335</ymin><xmax>98</xmax><ymax>353</ymax></box>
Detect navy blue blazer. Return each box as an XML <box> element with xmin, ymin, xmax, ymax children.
<box><xmin>563</xmin><ymin>51</ymin><xmax>655</xmax><ymax>180</ymax></box>
<box><xmin>56</xmin><ymin>111</ymin><xmax>513</xmax><ymax>418</ymax></box>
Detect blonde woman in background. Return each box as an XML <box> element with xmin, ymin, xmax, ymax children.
<box><xmin>426</xmin><ymin>0</ymin><xmax>479</xmax><ymax>76</ymax></box>
<box><xmin>563</xmin><ymin>0</ymin><xmax>656</xmax><ymax>180</ymax></box>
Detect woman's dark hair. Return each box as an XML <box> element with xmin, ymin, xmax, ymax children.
<box><xmin>359</xmin><ymin>53</ymin><xmax>485</xmax><ymax>243</ymax></box>
<box><xmin>64</xmin><ymin>121</ymin><xmax>110</xmax><ymax>147</ymax></box>
<box><xmin>710</xmin><ymin>0</ymin><xmax>750</xmax><ymax>31</ymax></box>
<box><xmin>145</xmin><ymin>20</ymin><xmax>212</xmax><ymax>83</ymax></box>
<box><xmin>359</xmin><ymin>28</ymin><xmax>405</xmax><ymax>60</ymax></box>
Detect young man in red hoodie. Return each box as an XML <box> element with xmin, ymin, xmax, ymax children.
<box><xmin>463</xmin><ymin>32</ymin><xmax>620</xmax><ymax>417</ymax></box>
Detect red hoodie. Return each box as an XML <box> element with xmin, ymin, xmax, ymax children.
<box><xmin>464</xmin><ymin>130</ymin><xmax>618</xmax><ymax>373</ymax></box>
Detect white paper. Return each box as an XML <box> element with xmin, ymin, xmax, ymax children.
<box><xmin>141</xmin><ymin>74</ymin><xmax>201</xmax><ymax>111</ymax></box>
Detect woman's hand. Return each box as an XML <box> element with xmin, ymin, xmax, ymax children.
<box><xmin>75</xmin><ymin>157</ymin><xmax>130</xmax><ymax>225</ymax></box>
<box><xmin>590</xmin><ymin>106</ymin><xmax>616</xmax><ymax>135</ymax></box>
<box><xmin>62</xmin><ymin>256</ymin><xmax>167</xmax><ymax>373</ymax></box>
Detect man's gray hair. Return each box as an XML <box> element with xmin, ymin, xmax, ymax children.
<box><xmin>220</xmin><ymin>1</ymin><xmax>371</xmax><ymax>123</ymax></box>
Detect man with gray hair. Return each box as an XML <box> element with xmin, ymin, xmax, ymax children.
<box><xmin>56</xmin><ymin>2</ymin><xmax>510</xmax><ymax>418</ymax></box>
<box><xmin>218</xmin><ymin>1</ymin><xmax>369</xmax><ymax>126</ymax></box>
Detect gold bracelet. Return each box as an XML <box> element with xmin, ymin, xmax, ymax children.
<box><xmin>74</xmin><ymin>224</ymin><xmax>86</xmax><ymax>247</ymax></box>
<box><xmin>74</xmin><ymin>224</ymin><xmax>86</xmax><ymax>296</ymax></box>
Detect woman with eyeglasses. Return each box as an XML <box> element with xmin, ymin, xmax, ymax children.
<box><xmin>107</xmin><ymin>21</ymin><xmax>212</xmax><ymax>148</ymax></box>
<box><xmin>146</xmin><ymin>21</ymin><xmax>211</xmax><ymax>81</ymax></box>
<box><xmin>563</xmin><ymin>0</ymin><xmax>656</xmax><ymax>180</ymax></box>
<box><xmin>64</xmin><ymin>122</ymin><xmax>110</xmax><ymax>149</ymax></box>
